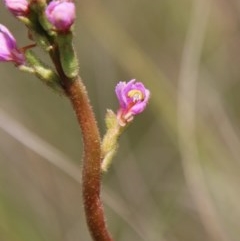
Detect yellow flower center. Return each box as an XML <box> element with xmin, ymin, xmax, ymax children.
<box><xmin>127</xmin><ymin>90</ymin><xmax>144</xmax><ymax>103</ymax></box>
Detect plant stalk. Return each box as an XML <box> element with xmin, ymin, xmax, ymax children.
<box><xmin>64</xmin><ymin>77</ymin><xmax>113</xmax><ymax>241</ymax></box>
<box><xmin>50</xmin><ymin>45</ymin><xmax>113</xmax><ymax>241</ymax></box>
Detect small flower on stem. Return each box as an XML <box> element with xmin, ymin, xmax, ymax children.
<box><xmin>115</xmin><ymin>79</ymin><xmax>150</xmax><ymax>126</ymax></box>
<box><xmin>45</xmin><ymin>0</ymin><xmax>76</xmax><ymax>32</ymax></box>
<box><xmin>4</xmin><ymin>0</ymin><xmax>29</xmax><ymax>17</ymax></box>
<box><xmin>101</xmin><ymin>79</ymin><xmax>150</xmax><ymax>171</ymax></box>
<box><xmin>0</xmin><ymin>24</ymin><xmax>25</xmax><ymax>65</ymax></box>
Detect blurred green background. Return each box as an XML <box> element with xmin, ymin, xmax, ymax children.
<box><xmin>0</xmin><ymin>0</ymin><xmax>240</xmax><ymax>240</ymax></box>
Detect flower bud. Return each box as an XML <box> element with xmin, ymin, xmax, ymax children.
<box><xmin>4</xmin><ymin>0</ymin><xmax>29</xmax><ymax>16</ymax></box>
<box><xmin>0</xmin><ymin>24</ymin><xmax>25</xmax><ymax>65</ymax></box>
<box><xmin>45</xmin><ymin>0</ymin><xmax>76</xmax><ymax>32</ymax></box>
<box><xmin>115</xmin><ymin>79</ymin><xmax>150</xmax><ymax>126</ymax></box>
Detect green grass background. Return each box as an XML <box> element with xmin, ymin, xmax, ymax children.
<box><xmin>0</xmin><ymin>0</ymin><xmax>240</xmax><ymax>240</ymax></box>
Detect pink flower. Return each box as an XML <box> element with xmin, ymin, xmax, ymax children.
<box><xmin>45</xmin><ymin>0</ymin><xmax>76</xmax><ymax>32</ymax></box>
<box><xmin>115</xmin><ymin>79</ymin><xmax>150</xmax><ymax>126</ymax></box>
<box><xmin>4</xmin><ymin>0</ymin><xmax>29</xmax><ymax>16</ymax></box>
<box><xmin>0</xmin><ymin>24</ymin><xmax>25</xmax><ymax>65</ymax></box>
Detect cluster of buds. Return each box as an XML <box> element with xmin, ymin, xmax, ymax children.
<box><xmin>1</xmin><ymin>0</ymin><xmax>76</xmax><ymax>70</ymax></box>
<box><xmin>4</xmin><ymin>0</ymin><xmax>76</xmax><ymax>32</ymax></box>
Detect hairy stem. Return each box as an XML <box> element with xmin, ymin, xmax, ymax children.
<box><xmin>64</xmin><ymin>77</ymin><xmax>113</xmax><ymax>241</ymax></box>
<box><xmin>50</xmin><ymin>46</ymin><xmax>113</xmax><ymax>241</ymax></box>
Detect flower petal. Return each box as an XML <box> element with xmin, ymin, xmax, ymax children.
<box><xmin>115</xmin><ymin>81</ymin><xmax>127</xmax><ymax>108</ymax></box>
<box><xmin>0</xmin><ymin>24</ymin><xmax>25</xmax><ymax>64</ymax></box>
<box><xmin>115</xmin><ymin>79</ymin><xmax>150</xmax><ymax>125</ymax></box>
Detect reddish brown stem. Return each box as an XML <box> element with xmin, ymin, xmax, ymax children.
<box><xmin>64</xmin><ymin>77</ymin><xmax>113</xmax><ymax>241</ymax></box>
<box><xmin>49</xmin><ymin>44</ymin><xmax>112</xmax><ymax>240</ymax></box>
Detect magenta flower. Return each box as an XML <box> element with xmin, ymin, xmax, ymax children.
<box><xmin>115</xmin><ymin>79</ymin><xmax>150</xmax><ymax>126</ymax></box>
<box><xmin>0</xmin><ymin>24</ymin><xmax>25</xmax><ymax>65</ymax></box>
<box><xmin>45</xmin><ymin>0</ymin><xmax>76</xmax><ymax>32</ymax></box>
<box><xmin>4</xmin><ymin>0</ymin><xmax>29</xmax><ymax>16</ymax></box>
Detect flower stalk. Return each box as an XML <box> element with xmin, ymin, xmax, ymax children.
<box><xmin>49</xmin><ymin>44</ymin><xmax>113</xmax><ymax>241</ymax></box>
<box><xmin>63</xmin><ymin>76</ymin><xmax>113</xmax><ymax>241</ymax></box>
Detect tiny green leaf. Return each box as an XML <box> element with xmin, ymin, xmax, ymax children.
<box><xmin>24</xmin><ymin>50</ymin><xmax>63</xmax><ymax>93</ymax></box>
<box><xmin>56</xmin><ymin>32</ymin><xmax>79</xmax><ymax>78</ymax></box>
<box><xmin>101</xmin><ymin>110</ymin><xmax>125</xmax><ymax>172</ymax></box>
